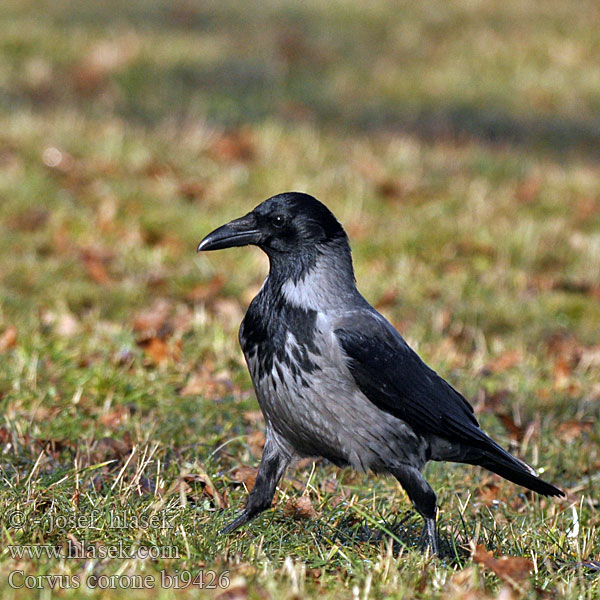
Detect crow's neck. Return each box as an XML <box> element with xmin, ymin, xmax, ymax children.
<box><xmin>264</xmin><ymin>239</ymin><xmax>359</xmax><ymax>312</ymax></box>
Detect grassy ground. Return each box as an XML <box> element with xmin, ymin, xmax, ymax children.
<box><xmin>1</xmin><ymin>0</ymin><xmax>600</xmax><ymax>597</ymax></box>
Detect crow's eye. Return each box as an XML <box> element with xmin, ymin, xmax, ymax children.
<box><xmin>272</xmin><ymin>215</ymin><xmax>285</xmax><ymax>229</ymax></box>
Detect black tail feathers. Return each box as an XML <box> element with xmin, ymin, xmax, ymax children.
<box><xmin>479</xmin><ymin>454</ymin><xmax>565</xmax><ymax>497</ymax></box>
<box><xmin>461</xmin><ymin>435</ymin><xmax>565</xmax><ymax>497</ymax></box>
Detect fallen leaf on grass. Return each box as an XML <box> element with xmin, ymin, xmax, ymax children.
<box><xmin>556</xmin><ymin>420</ymin><xmax>593</xmax><ymax>442</ymax></box>
<box><xmin>473</xmin><ymin>545</ymin><xmax>533</xmax><ymax>589</ymax></box>
<box><xmin>92</xmin><ymin>436</ymin><xmax>131</xmax><ymax>461</ymax></box>
<box><xmin>476</xmin><ymin>482</ymin><xmax>503</xmax><ymax>505</ymax></box>
<box><xmin>186</xmin><ymin>275</ymin><xmax>225</xmax><ymax>304</ymax></box>
<box><xmin>321</xmin><ymin>479</ymin><xmax>338</xmax><ymax>494</ymax></box>
<box><xmin>178</xmin><ymin>179</ymin><xmax>205</xmax><ymax>202</ymax></box>
<box><xmin>210</xmin><ymin>129</ymin><xmax>255</xmax><ymax>163</ymax></box>
<box><xmin>441</xmin><ymin>567</ymin><xmax>494</xmax><ymax>599</ymax></box>
<box><xmin>242</xmin><ymin>410</ymin><xmax>264</xmax><ymax>425</ymax></box>
<box><xmin>230</xmin><ymin>467</ymin><xmax>258</xmax><ymax>491</ymax></box>
<box><xmin>0</xmin><ymin>427</ymin><xmax>11</xmax><ymax>445</ymax></box>
<box><xmin>179</xmin><ymin>368</ymin><xmax>235</xmax><ymax>398</ymax></box>
<box><xmin>132</xmin><ymin>299</ymin><xmax>173</xmax><ymax>338</ymax></box>
<box><xmin>486</xmin><ymin>350</ymin><xmax>522</xmax><ymax>373</ymax></box>
<box><xmin>515</xmin><ymin>176</ymin><xmax>542</xmax><ymax>204</ymax></box>
<box><xmin>216</xmin><ymin>583</ymin><xmax>248</xmax><ymax>600</ymax></box>
<box><xmin>0</xmin><ymin>326</ymin><xmax>18</xmax><ymax>352</ymax></box>
<box><xmin>283</xmin><ymin>495</ymin><xmax>317</xmax><ymax>520</ymax></box>
<box><xmin>247</xmin><ymin>430</ymin><xmax>265</xmax><ymax>457</ymax></box>
<box><xmin>9</xmin><ymin>207</ymin><xmax>50</xmax><ymax>232</ymax></box>
<box><xmin>496</xmin><ymin>413</ymin><xmax>526</xmax><ymax>440</ymax></box>
<box><xmin>477</xmin><ymin>389</ymin><xmax>512</xmax><ymax>413</ymax></box>
<box><xmin>100</xmin><ymin>405</ymin><xmax>132</xmax><ymax>428</ymax></box>
<box><xmin>375</xmin><ymin>286</ymin><xmax>399</xmax><ymax>309</ymax></box>
<box><xmin>183</xmin><ymin>473</ymin><xmax>227</xmax><ymax>508</ymax></box>
<box><xmin>80</xmin><ymin>248</ymin><xmax>113</xmax><ymax>286</ymax></box>
<box><xmin>141</xmin><ymin>337</ymin><xmax>180</xmax><ymax>365</ymax></box>
<box><xmin>375</xmin><ymin>178</ymin><xmax>405</xmax><ymax>200</ymax></box>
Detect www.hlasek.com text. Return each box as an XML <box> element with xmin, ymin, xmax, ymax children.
<box><xmin>8</xmin><ymin>541</ymin><xmax>179</xmax><ymax>560</ymax></box>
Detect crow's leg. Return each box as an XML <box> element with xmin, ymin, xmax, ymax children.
<box><xmin>391</xmin><ymin>465</ymin><xmax>438</xmax><ymax>555</ymax></box>
<box><xmin>220</xmin><ymin>429</ymin><xmax>291</xmax><ymax>534</ymax></box>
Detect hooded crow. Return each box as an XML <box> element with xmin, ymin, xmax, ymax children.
<box><xmin>197</xmin><ymin>192</ymin><xmax>564</xmax><ymax>554</ymax></box>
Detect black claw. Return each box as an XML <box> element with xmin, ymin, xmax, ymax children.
<box><xmin>418</xmin><ymin>517</ymin><xmax>439</xmax><ymax>556</ymax></box>
<box><xmin>220</xmin><ymin>511</ymin><xmax>252</xmax><ymax>535</ymax></box>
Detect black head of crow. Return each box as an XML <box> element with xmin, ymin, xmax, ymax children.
<box><xmin>198</xmin><ymin>191</ymin><xmax>564</xmax><ymax>554</ymax></box>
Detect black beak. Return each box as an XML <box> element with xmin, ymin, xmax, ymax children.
<box><xmin>197</xmin><ymin>212</ymin><xmax>261</xmax><ymax>252</ymax></box>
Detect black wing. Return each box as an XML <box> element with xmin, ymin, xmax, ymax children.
<box><xmin>335</xmin><ymin>310</ymin><xmax>492</xmax><ymax>448</ymax></box>
<box><xmin>335</xmin><ymin>309</ymin><xmax>565</xmax><ymax>497</ymax></box>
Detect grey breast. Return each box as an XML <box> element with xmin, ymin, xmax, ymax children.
<box><xmin>241</xmin><ymin>311</ymin><xmax>429</xmax><ymax>473</ymax></box>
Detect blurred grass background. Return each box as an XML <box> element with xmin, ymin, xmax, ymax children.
<box><xmin>1</xmin><ymin>0</ymin><xmax>599</xmax><ymax>598</ymax></box>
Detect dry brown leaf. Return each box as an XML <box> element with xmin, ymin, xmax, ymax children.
<box><xmin>496</xmin><ymin>413</ymin><xmax>526</xmax><ymax>440</ymax></box>
<box><xmin>375</xmin><ymin>287</ymin><xmax>399</xmax><ymax>309</ymax></box>
<box><xmin>242</xmin><ymin>410</ymin><xmax>264</xmax><ymax>425</ymax></box>
<box><xmin>210</xmin><ymin>129</ymin><xmax>255</xmax><ymax>162</ymax></box>
<box><xmin>178</xmin><ymin>180</ymin><xmax>205</xmax><ymax>202</ymax></box>
<box><xmin>277</xmin><ymin>26</ymin><xmax>309</xmax><ymax>65</ymax></box>
<box><xmin>9</xmin><ymin>208</ymin><xmax>49</xmax><ymax>232</ymax></box>
<box><xmin>473</xmin><ymin>545</ymin><xmax>533</xmax><ymax>589</ymax></box>
<box><xmin>80</xmin><ymin>249</ymin><xmax>113</xmax><ymax>286</ymax></box>
<box><xmin>142</xmin><ymin>337</ymin><xmax>175</xmax><ymax>365</ymax></box>
<box><xmin>0</xmin><ymin>325</ymin><xmax>18</xmax><ymax>352</ymax></box>
<box><xmin>100</xmin><ymin>405</ymin><xmax>131</xmax><ymax>428</ymax></box>
<box><xmin>132</xmin><ymin>299</ymin><xmax>172</xmax><ymax>338</ymax></box>
<box><xmin>376</xmin><ymin>179</ymin><xmax>405</xmax><ymax>200</ymax></box>
<box><xmin>478</xmin><ymin>389</ymin><xmax>512</xmax><ymax>413</ymax></box>
<box><xmin>321</xmin><ymin>479</ymin><xmax>338</xmax><ymax>494</ymax></box>
<box><xmin>557</xmin><ymin>420</ymin><xmax>593</xmax><ymax>442</ymax></box>
<box><xmin>247</xmin><ymin>430</ymin><xmax>266</xmax><ymax>457</ymax></box>
<box><xmin>476</xmin><ymin>482</ymin><xmax>503</xmax><ymax>505</ymax></box>
<box><xmin>183</xmin><ymin>473</ymin><xmax>227</xmax><ymax>508</ymax></box>
<box><xmin>179</xmin><ymin>368</ymin><xmax>234</xmax><ymax>398</ymax></box>
<box><xmin>575</xmin><ymin>196</ymin><xmax>600</xmax><ymax>221</ymax></box>
<box><xmin>283</xmin><ymin>495</ymin><xmax>317</xmax><ymax>520</ymax></box>
<box><xmin>545</xmin><ymin>332</ymin><xmax>582</xmax><ymax>362</ymax></box>
<box><xmin>486</xmin><ymin>350</ymin><xmax>522</xmax><ymax>373</ymax></box>
<box><xmin>442</xmin><ymin>567</ymin><xmax>492</xmax><ymax>599</ymax></box>
<box><xmin>186</xmin><ymin>275</ymin><xmax>225</xmax><ymax>304</ymax></box>
<box><xmin>0</xmin><ymin>427</ymin><xmax>11</xmax><ymax>445</ymax></box>
<box><xmin>92</xmin><ymin>437</ymin><xmax>131</xmax><ymax>461</ymax></box>
<box><xmin>277</xmin><ymin>99</ymin><xmax>313</xmax><ymax>122</ymax></box>
<box><xmin>230</xmin><ymin>467</ymin><xmax>258</xmax><ymax>491</ymax></box>
<box><xmin>515</xmin><ymin>176</ymin><xmax>542</xmax><ymax>204</ymax></box>
<box><xmin>216</xmin><ymin>584</ymin><xmax>248</xmax><ymax>600</ymax></box>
